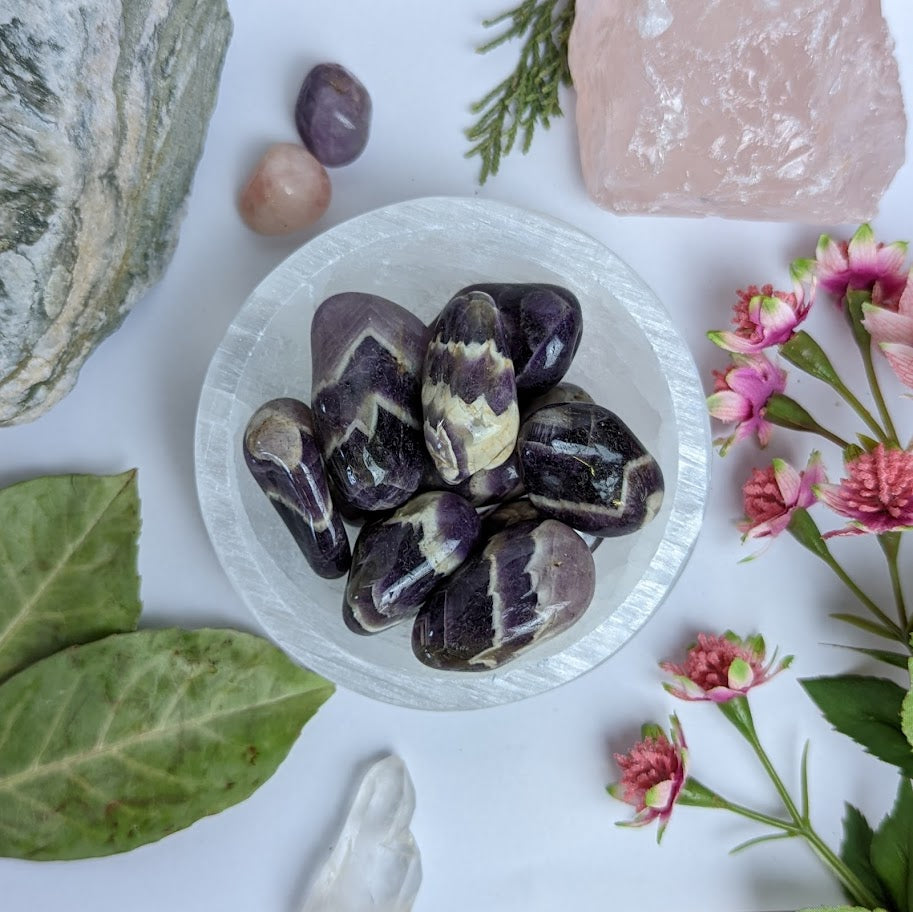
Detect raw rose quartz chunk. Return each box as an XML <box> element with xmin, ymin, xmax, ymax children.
<box><xmin>240</xmin><ymin>142</ymin><xmax>331</xmax><ymax>235</ymax></box>
<box><xmin>569</xmin><ymin>0</ymin><xmax>907</xmax><ymax>222</ymax></box>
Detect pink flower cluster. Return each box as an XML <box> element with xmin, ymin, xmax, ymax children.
<box><xmin>609</xmin><ymin>633</ymin><xmax>790</xmax><ymax>836</ymax></box>
<box><xmin>817</xmin><ymin>444</ymin><xmax>913</xmax><ymax>537</ymax></box>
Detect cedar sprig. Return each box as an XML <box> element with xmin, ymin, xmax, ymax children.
<box><xmin>465</xmin><ymin>0</ymin><xmax>575</xmax><ymax>184</ymax></box>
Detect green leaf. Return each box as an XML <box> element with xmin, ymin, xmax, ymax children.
<box><xmin>871</xmin><ymin>779</ymin><xmax>913</xmax><ymax>912</ymax></box>
<box><xmin>842</xmin><ymin>804</ymin><xmax>890</xmax><ymax>909</ymax></box>
<box><xmin>835</xmin><ymin>645</ymin><xmax>912</xmax><ymax>671</ymax></box>
<box><xmin>801</xmin><ymin>676</ymin><xmax>913</xmax><ymax>777</ymax></box>
<box><xmin>902</xmin><ymin>660</ymin><xmax>913</xmax><ymax>751</ymax></box>
<box><xmin>798</xmin><ymin>907</ymin><xmax>885</xmax><ymax>912</ymax></box>
<box><xmin>798</xmin><ymin>908</ymin><xmax>888</xmax><ymax>912</ymax></box>
<box><xmin>0</xmin><ymin>472</ymin><xmax>141</xmax><ymax>683</ymax></box>
<box><xmin>780</xmin><ymin>331</ymin><xmax>844</xmax><ymax>387</ymax></box>
<box><xmin>0</xmin><ymin>628</ymin><xmax>334</xmax><ymax>860</ymax></box>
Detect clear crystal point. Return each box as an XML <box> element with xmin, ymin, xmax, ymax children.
<box><xmin>300</xmin><ymin>755</ymin><xmax>422</xmax><ymax>912</ymax></box>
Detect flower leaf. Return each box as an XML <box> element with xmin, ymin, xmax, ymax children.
<box><xmin>0</xmin><ymin>628</ymin><xmax>334</xmax><ymax>860</ymax></box>
<box><xmin>870</xmin><ymin>778</ymin><xmax>913</xmax><ymax>912</ymax></box>
<box><xmin>832</xmin><ymin>645</ymin><xmax>912</xmax><ymax>671</ymax></box>
<box><xmin>780</xmin><ymin>331</ymin><xmax>843</xmax><ymax>386</ymax></box>
<box><xmin>801</xmin><ymin>676</ymin><xmax>913</xmax><ymax>777</ymax></box>
<box><xmin>841</xmin><ymin>803</ymin><xmax>890</xmax><ymax>909</ymax></box>
<box><xmin>901</xmin><ymin>660</ymin><xmax>913</xmax><ymax>751</ymax></box>
<box><xmin>0</xmin><ymin>472</ymin><xmax>141</xmax><ymax>684</ymax></box>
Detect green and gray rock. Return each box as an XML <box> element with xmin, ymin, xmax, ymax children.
<box><xmin>0</xmin><ymin>1</ymin><xmax>232</xmax><ymax>425</ymax></box>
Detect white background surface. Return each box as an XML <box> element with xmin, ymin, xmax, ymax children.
<box><xmin>3</xmin><ymin>1</ymin><xmax>913</xmax><ymax>909</ymax></box>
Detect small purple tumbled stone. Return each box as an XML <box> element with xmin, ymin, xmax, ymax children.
<box><xmin>412</xmin><ymin>519</ymin><xmax>595</xmax><ymax>671</ymax></box>
<box><xmin>243</xmin><ymin>398</ymin><xmax>351</xmax><ymax>578</ymax></box>
<box><xmin>422</xmin><ymin>291</ymin><xmax>519</xmax><ymax>484</ymax></box>
<box><xmin>311</xmin><ymin>293</ymin><xmax>430</xmax><ymax>512</ymax></box>
<box><xmin>457</xmin><ymin>283</ymin><xmax>583</xmax><ymax>396</ymax></box>
<box><xmin>295</xmin><ymin>63</ymin><xmax>372</xmax><ymax>167</ymax></box>
<box><xmin>344</xmin><ymin>491</ymin><xmax>481</xmax><ymax>635</ymax></box>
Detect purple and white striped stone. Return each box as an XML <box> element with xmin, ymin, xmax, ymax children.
<box><xmin>451</xmin><ymin>451</ymin><xmax>523</xmax><ymax>507</ymax></box>
<box><xmin>520</xmin><ymin>381</ymin><xmax>594</xmax><ymax>422</ymax></box>
<box><xmin>422</xmin><ymin>291</ymin><xmax>519</xmax><ymax>484</ymax></box>
<box><xmin>344</xmin><ymin>491</ymin><xmax>481</xmax><ymax>634</ymax></box>
<box><xmin>412</xmin><ymin>518</ymin><xmax>595</xmax><ymax>671</ymax></box>
<box><xmin>311</xmin><ymin>293</ymin><xmax>430</xmax><ymax>512</ymax></box>
<box><xmin>457</xmin><ymin>283</ymin><xmax>583</xmax><ymax>395</ymax></box>
<box><xmin>519</xmin><ymin>402</ymin><xmax>664</xmax><ymax>537</ymax></box>
<box><xmin>243</xmin><ymin>398</ymin><xmax>351</xmax><ymax>579</ymax></box>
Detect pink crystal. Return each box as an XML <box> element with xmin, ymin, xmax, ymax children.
<box><xmin>569</xmin><ymin>0</ymin><xmax>907</xmax><ymax>221</ymax></box>
<box><xmin>239</xmin><ymin>143</ymin><xmax>331</xmax><ymax>235</ymax></box>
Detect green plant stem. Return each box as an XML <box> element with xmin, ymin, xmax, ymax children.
<box><xmin>880</xmin><ymin>532</ymin><xmax>909</xmax><ymax>633</ymax></box>
<box><xmin>825</xmin><ymin>555</ymin><xmax>904</xmax><ymax>640</ymax></box>
<box><xmin>861</xmin><ymin>341</ymin><xmax>900</xmax><ymax>446</ymax></box>
<box><xmin>788</xmin><ymin>510</ymin><xmax>903</xmax><ymax>641</ymax></box>
<box><xmin>717</xmin><ymin>698</ymin><xmax>881</xmax><ymax>909</ymax></box>
<box><xmin>837</xmin><ymin>384</ymin><xmax>889</xmax><ymax>443</ymax></box>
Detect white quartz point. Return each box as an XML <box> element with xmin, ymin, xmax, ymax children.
<box><xmin>300</xmin><ymin>755</ymin><xmax>422</xmax><ymax>912</ymax></box>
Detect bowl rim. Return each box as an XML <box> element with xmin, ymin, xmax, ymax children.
<box><xmin>194</xmin><ymin>195</ymin><xmax>711</xmax><ymax>711</ymax></box>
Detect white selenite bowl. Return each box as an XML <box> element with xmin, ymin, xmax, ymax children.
<box><xmin>194</xmin><ymin>197</ymin><xmax>710</xmax><ymax>710</ymax></box>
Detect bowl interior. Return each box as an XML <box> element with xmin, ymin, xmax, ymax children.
<box><xmin>195</xmin><ymin>197</ymin><xmax>709</xmax><ymax>710</ymax></box>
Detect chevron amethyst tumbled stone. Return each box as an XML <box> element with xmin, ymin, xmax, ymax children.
<box><xmin>311</xmin><ymin>293</ymin><xmax>430</xmax><ymax>512</ymax></box>
<box><xmin>451</xmin><ymin>451</ymin><xmax>523</xmax><ymax>507</ymax></box>
<box><xmin>518</xmin><ymin>402</ymin><xmax>664</xmax><ymax>537</ymax></box>
<box><xmin>422</xmin><ymin>291</ymin><xmax>519</xmax><ymax>484</ymax></box>
<box><xmin>243</xmin><ymin>398</ymin><xmax>351</xmax><ymax>579</ymax></box>
<box><xmin>412</xmin><ymin>519</ymin><xmax>595</xmax><ymax>671</ymax></box>
<box><xmin>344</xmin><ymin>491</ymin><xmax>481</xmax><ymax>635</ymax></box>
<box><xmin>521</xmin><ymin>381</ymin><xmax>594</xmax><ymax>421</ymax></box>
<box><xmin>457</xmin><ymin>283</ymin><xmax>583</xmax><ymax>395</ymax></box>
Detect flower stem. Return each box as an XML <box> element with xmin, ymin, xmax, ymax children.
<box><xmin>788</xmin><ymin>510</ymin><xmax>903</xmax><ymax>640</ymax></box>
<box><xmin>861</xmin><ymin>339</ymin><xmax>900</xmax><ymax>446</ymax></box>
<box><xmin>836</xmin><ymin>382</ymin><xmax>889</xmax><ymax>443</ymax></box>
<box><xmin>825</xmin><ymin>555</ymin><xmax>904</xmax><ymax>639</ymax></box>
<box><xmin>880</xmin><ymin>532</ymin><xmax>909</xmax><ymax>633</ymax></box>
<box><xmin>846</xmin><ymin>289</ymin><xmax>900</xmax><ymax>446</ymax></box>
<box><xmin>717</xmin><ymin>697</ymin><xmax>881</xmax><ymax>909</ymax></box>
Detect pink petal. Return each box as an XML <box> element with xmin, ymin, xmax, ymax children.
<box><xmin>645</xmin><ymin>780</ymin><xmax>674</xmax><ymax>810</ymax></box>
<box><xmin>772</xmin><ymin>458</ymin><xmax>801</xmax><ymax>505</ymax></box>
<box><xmin>881</xmin><ymin>343</ymin><xmax>913</xmax><ymax>389</ymax></box>
<box><xmin>704</xmin><ymin>686</ymin><xmax>741</xmax><ymax>702</ymax></box>
<box><xmin>899</xmin><ymin>271</ymin><xmax>913</xmax><ymax>317</ymax></box>
<box><xmin>727</xmin><ymin>657</ymin><xmax>755</xmax><ymax>690</ymax></box>
<box><xmin>707</xmin><ymin>330</ymin><xmax>763</xmax><ymax>354</ymax></box>
<box><xmin>707</xmin><ymin>390</ymin><xmax>749</xmax><ymax>423</ymax></box>
<box><xmin>875</xmin><ymin>240</ymin><xmax>910</xmax><ymax>276</ymax></box>
<box><xmin>742</xmin><ymin>513</ymin><xmax>792</xmax><ymax>540</ymax></box>
<box><xmin>847</xmin><ymin>223</ymin><xmax>878</xmax><ymax>270</ymax></box>
<box><xmin>862</xmin><ymin>303</ymin><xmax>913</xmax><ymax>345</ymax></box>
<box><xmin>816</xmin><ymin>234</ymin><xmax>848</xmax><ymax>286</ymax></box>
<box><xmin>756</xmin><ymin>295</ymin><xmax>798</xmax><ymax>337</ymax></box>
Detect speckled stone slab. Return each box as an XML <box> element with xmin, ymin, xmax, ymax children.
<box><xmin>0</xmin><ymin>0</ymin><xmax>232</xmax><ymax>425</ymax></box>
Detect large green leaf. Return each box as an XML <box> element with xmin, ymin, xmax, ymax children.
<box><xmin>841</xmin><ymin>804</ymin><xmax>890</xmax><ymax>909</ymax></box>
<box><xmin>0</xmin><ymin>472</ymin><xmax>141</xmax><ymax>682</ymax></box>
<box><xmin>801</xmin><ymin>676</ymin><xmax>913</xmax><ymax>777</ymax></box>
<box><xmin>0</xmin><ymin>628</ymin><xmax>334</xmax><ymax>860</ymax></box>
<box><xmin>901</xmin><ymin>659</ymin><xmax>913</xmax><ymax>751</ymax></box>
<box><xmin>871</xmin><ymin>779</ymin><xmax>913</xmax><ymax>912</ymax></box>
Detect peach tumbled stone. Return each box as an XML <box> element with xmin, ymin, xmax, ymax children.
<box><xmin>239</xmin><ymin>142</ymin><xmax>331</xmax><ymax>235</ymax></box>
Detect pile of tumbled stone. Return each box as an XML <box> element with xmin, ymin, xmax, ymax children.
<box><xmin>243</xmin><ymin>282</ymin><xmax>665</xmax><ymax>672</ymax></box>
